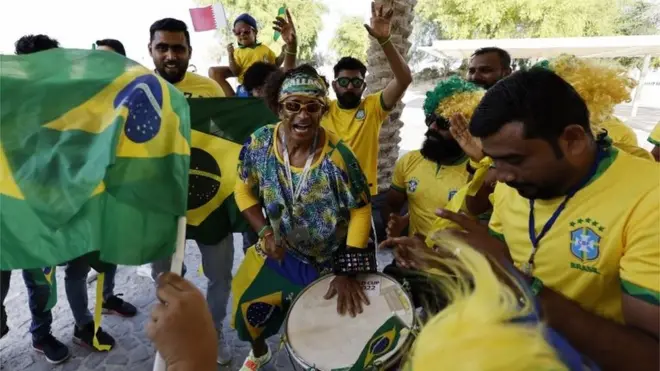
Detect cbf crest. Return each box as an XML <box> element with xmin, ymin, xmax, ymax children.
<box><xmin>569</xmin><ymin>218</ymin><xmax>604</xmax><ymax>261</ymax></box>
<box><xmin>355</xmin><ymin>108</ymin><xmax>366</xmax><ymax>120</ymax></box>
<box><xmin>407</xmin><ymin>177</ymin><xmax>419</xmax><ymax>193</ymax></box>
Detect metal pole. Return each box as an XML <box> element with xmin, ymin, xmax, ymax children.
<box><xmin>631</xmin><ymin>54</ymin><xmax>651</xmax><ymax>118</ymax></box>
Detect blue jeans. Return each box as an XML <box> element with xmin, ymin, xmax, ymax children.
<box><xmin>23</xmin><ymin>256</ymin><xmax>109</xmax><ymax>336</ymax></box>
<box><xmin>2</xmin><ymin>270</ymin><xmax>57</xmax><ymax>339</ymax></box>
<box><xmin>151</xmin><ymin>234</ymin><xmax>234</xmax><ymax>335</ymax></box>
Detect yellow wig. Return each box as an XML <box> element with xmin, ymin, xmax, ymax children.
<box><xmin>423</xmin><ymin>76</ymin><xmax>485</xmax><ymax>121</ymax></box>
<box><xmin>536</xmin><ymin>55</ymin><xmax>636</xmax><ymax>136</ymax></box>
<box><xmin>407</xmin><ymin>236</ymin><xmax>567</xmax><ymax>371</ymax></box>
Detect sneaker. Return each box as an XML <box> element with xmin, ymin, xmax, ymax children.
<box><xmin>217</xmin><ymin>332</ymin><xmax>232</xmax><ymax>365</ymax></box>
<box><xmin>32</xmin><ymin>334</ymin><xmax>71</xmax><ymax>364</ymax></box>
<box><xmin>240</xmin><ymin>348</ymin><xmax>272</xmax><ymax>371</ymax></box>
<box><xmin>136</xmin><ymin>264</ymin><xmax>154</xmax><ymax>281</ymax></box>
<box><xmin>73</xmin><ymin>322</ymin><xmax>115</xmax><ymax>351</ymax></box>
<box><xmin>102</xmin><ymin>294</ymin><xmax>137</xmax><ymax>317</ymax></box>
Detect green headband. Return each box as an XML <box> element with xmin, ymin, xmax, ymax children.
<box><xmin>279</xmin><ymin>72</ymin><xmax>328</xmax><ymax>102</ymax></box>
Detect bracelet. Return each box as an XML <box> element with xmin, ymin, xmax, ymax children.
<box><xmin>258</xmin><ymin>225</ymin><xmax>273</xmax><ymax>238</ymax></box>
<box><xmin>284</xmin><ymin>49</ymin><xmax>297</xmax><ymax>56</ymax></box>
<box><xmin>379</xmin><ymin>35</ymin><xmax>392</xmax><ymax>46</ymax></box>
<box><xmin>332</xmin><ymin>248</ymin><xmax>377</xmax><ymax>275</ymax></box>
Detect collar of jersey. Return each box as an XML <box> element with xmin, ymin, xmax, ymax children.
<box><xmin>238</xmin><ymin>42</ymin><xmax>262</xmax><ymax>49</ymax></box>
<box><xmin>582</xmin><ymin>144</ymin><xmax>617</xmax><ymax>189</ymax></box>
<box><xmin>435</xmin><ymin>154</ymin><xmax>468</xmax><ymax>174</ymax></box>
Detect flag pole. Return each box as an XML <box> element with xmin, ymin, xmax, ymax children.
<box><xmin>152</xmin><ymin>215</ymin><xmax>187</xmax><ymax>371</ymax></box>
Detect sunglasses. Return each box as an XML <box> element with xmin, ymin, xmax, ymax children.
<box><xmin>283</xmin><ymin>101</ymin><xmax>325</xmax><ymax>114</ymax></box>
<box><xmin>335</xmin><ymin>77</ymin><xmax>365</xmax><ymax>89</ymax></box>
<box><xmin>425</xmin><ymin>114</ymin><xmax>450</xmax><ymax>130</ymax></box>
<box><xmin>233</xmin><ymin>28</ymin><xmax>254</xmax><ymax>36</ymax></box>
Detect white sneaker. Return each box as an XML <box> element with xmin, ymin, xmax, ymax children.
<box><xmin>239</xmin><ymin>347</ymin><xmax>271</xmax><ymax>371</ymax></box>
<box><xmin>136</xmin><ymin>264</ymin><xmax>153</xmax><ymax>282</ymax></box>
<box><xmin>217</xmin><ymin>332</ymin><xmax>232</xmax><ymax>365</ymax></box>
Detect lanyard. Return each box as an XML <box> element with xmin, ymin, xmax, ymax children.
<box><xmin>523</xmin><ymin>147</ymin><xmax>607</xmax><ymax>275</ymax></box>
<box><xmin>279</xmin><ymin>127</ymin><xmax>318</xmax><ymax>205</ymax></box>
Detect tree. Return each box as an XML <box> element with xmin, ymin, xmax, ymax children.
<box><xmin>331</xmin><ymin>16</ymin><xmax>369</xmax><ymax>62</ymax></box>
<box><xmin>365</xmin><ymin>0</ymin><xmax>416</xmax><ymax>193</ymax></box>
<box><xmin>194</xmin><ymin>0</ymin><xmax>327</xmax><ymax>61</ymax></box>
<box><xmin>616</xmin><ymin>1</ymin><xmax>660</xmax><ymax>68</ymax></box>
<box><xmin>415</xmin><ymin>0</ymin><xmax>630</xmax><ymax>39</ymax></box>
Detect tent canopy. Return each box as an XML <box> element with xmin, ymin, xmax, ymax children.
<box><xmin>420</xmin><ymin>35</ymin><xmax>660</xmax><ymax>60</ymax></box>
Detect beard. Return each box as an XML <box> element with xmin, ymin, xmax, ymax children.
<box><xmin>155</xmin><ymin>62</ymin><xmax>187</xmax><ymax>84</ymax></box>
<box><xmin>336</xmin><ymin>91</ymin><xmax>362</xmax><ymax>109</ymax></box>
<box><xmin>420</xmin><ymin>130</ymin><xmax>465</xmax><ymax>164</ymax></box>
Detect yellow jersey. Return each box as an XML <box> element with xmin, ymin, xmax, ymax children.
<box><xmin>600</xmin><ymin>116</ymin><xmax>638</xmax><ymax>147</ymax></box>
<box><xmin>322</xmin><ymin>92</ymin><xmax>390</xmax><ymax>195</ymax></box>
<box><xmin>392</xmin><ymin>151</ymin><xmax>469</xmax><ymax>237</ymax></box>
<box><xmin>174</xmin><ymin>71</ymin><xmax>225</xmax><ymax>98</ymax></box>
<box><xmin>649</xmin><ymin>122</ymin><xmax>660</xmax><ymax>146</ymax></box>
<box><xmin>234</xmin><ymin>43</ymin><xmax>277</xmax><ymax>83</ymax></box>
<box><xmin>489</xmin><ymin>147</ymin><xmax>660</xmax><ymax>323</ymax></box>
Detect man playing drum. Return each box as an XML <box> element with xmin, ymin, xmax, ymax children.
<box><xmin>232</xmin><ymin>64</ymin><xmax>373</xmax><ymax>371</ymax></box>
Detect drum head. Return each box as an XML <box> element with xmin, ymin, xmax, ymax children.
<box><xmin>285</xmin><ymin>273</ymin><xmax>415</xmax><ymax>370</ymax></box>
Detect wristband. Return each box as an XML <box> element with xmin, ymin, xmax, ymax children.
<box><xmin>284</xmin><ymin>49</ymin><xmax>297</xmax><ymax>56</ymax></box>
<box><xmin>379</xmin><ymin>36</ymin><xmax>392</xmax><ymax>46</ymax></box>
<box><xmin>258</xmin><ymin>225</ymin><xmax>273</xmax><ymax>238</ymax></box>
<box><xmin>332</xmin><ymin>248</ymin><xmax>377</xmax><ymax>276</ymax></box>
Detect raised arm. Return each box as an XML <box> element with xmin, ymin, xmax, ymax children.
<box><xmin>273</xmin><ymin>9</ymin><xmax>297</xmax><ymax>71</ymax></box>
<box><xmin>364</xmin><ymin>1</ymin><xmax>412</xmax><ymax>110</ymax></box>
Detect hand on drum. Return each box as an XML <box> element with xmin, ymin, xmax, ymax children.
<box><xmin>435</xmin><ymin>209</ymin><xmax>513</xmax><ymax>265</ymax></box>
<box><xmin>324</xmin><ymin>276</ymin><xmax>370</xmax><ymax>317</ymax></box>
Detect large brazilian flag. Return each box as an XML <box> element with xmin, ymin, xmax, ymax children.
<box><xmin>0</xmin><ymin>49</ymin><xmax>191</xmax><ymax>270</ymax></box>
<box><xmin>186</xmin><ymin>98</ymin><xmax>278</xmax><ymax>245</ymax></box>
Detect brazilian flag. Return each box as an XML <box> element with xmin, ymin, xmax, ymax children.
<box><xmin>186</xmin><ymin>98</ymin><xmax>278</xmax><ymax>245</ymax></box>
<box><xmin>348</xmin><ymin>315</ymin><xmax>408</xmax><ymax>371</ymax></box>
<box><xmin>0</xmin><ymin>49</ymin><xmax>191</xmax><ymax>270</ymax></box>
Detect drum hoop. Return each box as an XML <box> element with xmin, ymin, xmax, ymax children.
<box><xmin>283</xmin><ymin>272</ymin><xmax>416</xmax><ymax>370</ymax></box>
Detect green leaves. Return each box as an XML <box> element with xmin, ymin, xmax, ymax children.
<box><xmin>194</xmin><ymin>0</ymin><xmax>327</xmax><ymax>60</ymax></box>
<box><xmin>331</xmin><ymin>16</ymin><xmax>369</xmax><ymax>62</ymax></box>
<box><xmin>416</xmin><ymin>0</ymin><xmax>649</xmax><ymax>39</ymax></box>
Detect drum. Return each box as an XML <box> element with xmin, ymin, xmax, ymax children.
<box><xmin>284</xmin><ymin>273</ymin><xmax>416</xmax><ymax>370</ymax></box>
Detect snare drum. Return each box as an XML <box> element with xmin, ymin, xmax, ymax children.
<box><xmin>284</xmin><ymin>273</ymin><xmax>416</xmax><ymax>370</ymax></box>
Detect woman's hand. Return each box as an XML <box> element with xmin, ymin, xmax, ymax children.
<box><xmin>262</xmin><ymin>232</ymin><xmax>286</xmax><ymax>261</ymax></box>
<box><xmin>380</xmin><ymin>235</ymin><xmax>435</xmax><ymax>270</ymax></box>
<box><xmin>324</xmin><ymin>275</ymin><xmax>370</xmax><ymax>317</ymax></box>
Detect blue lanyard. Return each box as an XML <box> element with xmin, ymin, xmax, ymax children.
<box><xmin>523</xmin><ymin>147</ymin><xmax>607</xmax><ymax>275</ymax></box>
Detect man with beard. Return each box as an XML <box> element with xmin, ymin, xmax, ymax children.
<box><xmin>380</xmin><ymin>78</ymin><xmax>485</xmax><ymax>313</ymax></box>
<box><xmin>142</xmin><ymin>17</ymin><xmax>233</xmax><ymax>366</ymax></box>
<box><xmin>322</xmin><ymin>3</ymin><xmax>412</xmax><ymax>243</ymax></box>
<box><xmin>433</xmin><ymin>68</ymin><xmax>658</xmax><ymax>370</ymax></box>
<box><xmin>466</xmin><ymin>47</ymin><xmax>512</xmax><ymax>89</ymax></box>
<box><xmin>382</xmin><ymin>113</ymin><xmax>470</xmax><ymax>239</ymax></box>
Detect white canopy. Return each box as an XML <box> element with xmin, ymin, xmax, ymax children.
<box><xmin>421</xmin><ymin>35</ymin><xmax>660</xmax><ymax>117</ymax></box>
<box><xmin>420</xmin><ymin>35</ymin><xmax>660</xmax><ymax>60</ymax></box>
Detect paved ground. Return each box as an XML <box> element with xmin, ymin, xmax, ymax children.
<box><xmin>0</xmin><ymin>237</ymin><xmax>395</xmax><ymax>371</ymax></box>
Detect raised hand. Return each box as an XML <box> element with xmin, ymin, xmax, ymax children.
<box><xmin>364</xmin><ymin>1</ymin><xmax>394</xmax><ymax>41</ymax></box>
<box><xmin>273</xmin><ymin>9</ymin><xmax>297</xmax><ymax>47</ymax></box>
<box><xmin>449</xmin><ymin>113</ymin><xmax>484</xmax><ymax>162</ymax></box>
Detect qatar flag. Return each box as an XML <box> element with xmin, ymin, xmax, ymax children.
<box><xmin>189</xmin><ymin>4</ymin><xmax>228</xmax><ymax>32</ymax></box>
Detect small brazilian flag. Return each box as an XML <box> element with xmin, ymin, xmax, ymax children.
<box><xmin>186</xmin><ymin>98</ymin><xmax>278</xmax><ymax>245</ymax></box>
<box><xmin>349</xmin><ymin>315</ymin><xmax>408</xmax><ymax>371</ymax></box>
<box><xmin>0</xmin><ymin>49</ymin><xmax>191</xmax><ymax>270</ymax></box>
